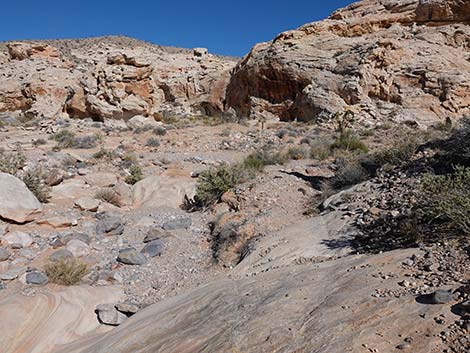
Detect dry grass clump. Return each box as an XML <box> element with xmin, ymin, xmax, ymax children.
<box><xmin>95</xmin><ymin>188</ymin><xmax>122</xmax><ymax>207</ymax></box>
<box><xmin>44</xmin><ymin>259</ymin><xmax>89</xmax><ymax>286</ymax></box>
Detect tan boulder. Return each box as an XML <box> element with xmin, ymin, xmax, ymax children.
<box><xmin>0</xmin><ymin>173</ymin><xmax>42</xmax><ymax>223</ymax></box>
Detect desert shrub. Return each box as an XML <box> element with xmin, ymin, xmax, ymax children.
<box><xmin>133</xmin><ymin>124</ymin><xmax>154</xmax><ymax>134</ymax></box>
<box><xmin>285</xmin><ymin>146</ymin><xmax>309</xmax><ymax>160</ymax></box>
<box><xmin>192</xmin><ymin>165</ymin><xmax>242</xmax><ymax>208</ymax></box>
<box><xmin>145</xmin><ymin>137</ymin><xmax>160</xmax><ymax>148</ymax></box>
<box><xmin>434</xmin><ymin>116</ymin><xmax>470</xmax><ymax>167</ymax></box>
<box><xmin>125</xmin><ymin>164</ymin><xmax>144</xmax><ymax>185</ymax></box>
<box><xmin>331</xmin><ymin>129</ymin><xmax>368</xmax><ymax>153</ymax></box>
<box><xmin>52</xmin><ymin>129</ymin><xmax>76</xmax><ymax>148</ymax></box>
<box><xmin>153</xmin><ymin>126</ymin><xmax>167</xmax><ymax>136</ymax></box>
<box><xmin>22</xmin><ymin>169</ymin><xmax>50</xmax><ymax>203</ymax></box>
<box><xmin>120</xmin><ymin>153</ymin><xmax>138</xmax><ymax>168</ymax></box>
<box><xmin>311</xmin><ymin>146</ymin><xmax>331</xmax><ymax>160</ymax></box>
<box><xmin>33</xmin><ymin>138</ymin><xmax>47</xmax><ymax>146</ymax></box>
<box><xmin>373</xmin><ymin>138</ymin><xmax>418</xmax><ymax>167</ymax></box>
<box><xmin>419</xmin><ymin>165</ymin><xmax>470</xmax><ymax>234</ymax></box>
<box><xmin>73</xmin><ymin>134</ymin><xmax>101</xmax><ymax>149</ymax></box>
<box><xmin>0</xmin><ymin>150</ymin><xmax>26</xmax><ymax>175</ymax></box>
<box><xmin>95</xmin><ymin>188</ymin><xmax>121</xmax><ymax>207</ymax></box>
<box><xmin>242</xmin><ymin>150</ymin><xmax>287</xmax><ymax>172</ymax></box>
<box><xmin>52</xmin><ymin>129</ymin><xmax>101</xmax><ymax>149</ymax></box>
<box><xmin>332</xmin><ymin>157</ymin><xmax>369</xmax><ymax>189</ymax></box>
<box><xmin>44</xmin><ymin>259</ymin><xmax>88</xmax><ymax>286</ymax></box>
<box><xmin>276</xmin><ymin>126</ymin><xmax>298</xmax><ymax>139</ymax></box>
<box><xmin>93</xmin><ymin>148</ymin><xmax>113</xmax><ymax>160</ymax></box>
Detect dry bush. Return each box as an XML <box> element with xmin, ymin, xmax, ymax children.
<box><xmin>44</xmin><ymin>259</ymin><xmax>89</xmax><ymax>286</ymax></box>
<box><xmin>95</xmin><ymin>188</ymin><xmax>122</xmax><ymax>207</ymax></box>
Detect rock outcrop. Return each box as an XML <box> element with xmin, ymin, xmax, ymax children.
<box><xmin>226</xmin><ymin>0</ymin><xmax>470</xmax><ymax>125</ymax></box>
<box><xmin>0</xmin><ymin>37</ymin><xmax>237</xmax><ymax>121</ymax></box>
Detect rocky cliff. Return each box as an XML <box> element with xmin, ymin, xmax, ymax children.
<box><xmin>0</xmin><ymin>36</ymin><xmax>237</xmax><ymax>121</ymax></box>
<box><xmin>226</xmin><ymin>0</ymin><xmax>470</xmax><ymax>125</ymax></box>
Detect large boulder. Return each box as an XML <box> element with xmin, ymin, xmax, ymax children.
<box><xmin>131</xmin><ymin>176</ymin><xmax>195</xmax><ymax>209</ymax></box>
<box><xmin>0</xmin><ymin>173</ymin><xmax>42</xmax><ymax>223</ymax></box>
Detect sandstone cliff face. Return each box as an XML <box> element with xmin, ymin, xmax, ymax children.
<box><xmin>0</xmin><ymin>37</ymin><xmax>237</xmax><ymax>121</ymax></box>
<box><xmin>226</xmin><ymin>0</ymin><xmax>470</xmax><ymax>125</ymax></box>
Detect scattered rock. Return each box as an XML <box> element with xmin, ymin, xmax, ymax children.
<box><xmin>162</xmin><ymin>217</ymin><xmax>192</xmax><ymax>230</ymax></box>
<box><xmin>26</xmin><ymin>270</ymin><xmax>49</xmax><ymax>285</ymax></box>
<box><xmin>2</xmin><ymin>231</ymin><xmax>33</xmax><ymax>248</ymax></box>
<box><xmin>117</xmin><ymin>248</ymin><xmax>148</xmax><ymax>265</ymax></box>
<box><xmin>85</xmin><ymin>172</ymin><xmax>118</xmax><ymax>187</ymax></box>
<box><xmin>429</xmin><ymin>290</ymin><xmax>456</xmax><ymax>304</ymax></box>
<box><xmin>143</xmin><ymin>228</ymin><xmax>171</xmax><ymax>243</ymax></box>
<box><xmin>0</xmin><ymin>267</ymin><xmax>26</xmax><ymax>281</ymax></box>
<box><xmin>96</xmin><ymin>303</ymin><xmax>128</xmax><ymax>326</ymax></box>
<box><xmin>75</xmin><ymin>197</ymin><xmax>100</xmax><ymax>212</ymax></box>
<box><xmin>96</xmin><ymin>216</ymin><xmax>124</xmax><ymax>236</ymax></box>
<box><xmin>62</xmin><ymin>232</ymin><xmax>91</xmax><ymax>245</ymax></box>
<box><xmin>0</xmin><ymin>173</ymin><xmax>42</xmax><ymax>223</ymax></box>
<box><xmin>0</xmin><ymin>248</ymin><xmax>10</xmax><ymax>262</ymax></box>
<box><xmin>115</xmin><ymin>302</ymin><xmax>140</xmax><ymax>315</ymax></box>
<box><xmin>66</xmin><ymin>239</ymin><xmax>90</xmax><ymax>258</ymax></box>
<box><xmin>141</xmin><ymin>239</ymin><xmax>164</xmax><ymax>258</ymax></box>
<box><xmin>49</xmin><ymin>248</ymin><xmax>75</xmax><ymax>262</ymax></box>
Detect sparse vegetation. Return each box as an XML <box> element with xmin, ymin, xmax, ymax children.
<box><xmin>125</xmin><ymin>164</ymin><xmax>144</xmax><ymax>185</ymax></box>
<box><xmin>153</xmin><ymin>126</ymin><xmax>167</xmax><ymax>136</ymax></box>
<box><xmin>22</xmin><ymin>168</ymin><xmax>50</xmax><ymax>203</ymax></box>
<box><xmin>372</xmin><ymin>137</ymin><xmax>419</xmax><ymax>167</ymax></box>
<box><xmin>191</xmin><ymin>165</ymin><xmax>242</xmax><ymax>208</ymax></box>
<box><xmin>33</xmin><ymin>138</ymin><xmax>47</xmax><ymax>146</ymax></box>
<box><xmin>44</xmin><ymin>259</ymin><xmax>89</xmax><ymax>286</ymax></box>
<box><xmin>0</xmin><ymin>150</ymin><xmax>26</xmax><ymax>175</ymax></box>
<box><xmin>331</xmin><ymin>129</ymin><xmax>368</xmax><ymax>153</ymax></box>
<box><xmin>145</xmin><ymin>137</ymin><xmax>160</xmax><ymax>148</ymax></box>
<box><xmin>93</xmin><ymin>148</ymin><xmax>113</xmax><ymax>160</ymax></box>
<box><xmin>331</xmin><ymin>157</ymin><xmax>368</xmax><ymax>189</ymax></box>
<box><xmin>95</xmin><ymin>188</ymin><xmax>122</xmax><ymax>207</ymax></box>
<box><xmin>52</xmin><ymin>129</ymin><xmax>102</xmax><ymax>149</ymax></box>
<box><xmin>242</xmin><ymin>150</ymin><xmax>287</xmax><ymax>172</ymax></box>
<box><xmin>285</xmin><ymin>146</ymin><xmax>309</xmax><ymax>160</ymax></box>
<box><xmin>419</xmin><ymin>165</ymin><xmax>470</xmax><ymax>235</ymax></box>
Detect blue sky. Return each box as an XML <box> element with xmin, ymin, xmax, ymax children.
<box><xmin>0</xmin><ymin>0</ymin><xmax>355</xmax><ymax>56</ymax></box>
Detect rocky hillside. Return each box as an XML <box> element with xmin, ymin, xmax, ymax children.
<box><xmin>0</xmin><ymin>36</ymin><xmax>237</xmax><ymax>122</ymax></box>
<box><xmin>0</xmin><ymin>1</ymin><xmax>469</xmax><ymax>353</ymax></box>
<box><xmin>226</xmin><ymin>0</ymin><xmax>470</xmax><ymax>125</ymax></box>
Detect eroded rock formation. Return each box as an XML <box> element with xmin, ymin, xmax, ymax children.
<box><xmin>226</xmin><ymin>0</ymin><xmax>470</xmax><ymax>125</ymax></box>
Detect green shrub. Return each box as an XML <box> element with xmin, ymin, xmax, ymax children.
<box><xmin>332</xmin><ymin>157</ymin><xmax>369</xmax><ymax>189</ymax></box>
<box><xmin>52</xmin><ymin>129</ymin><xmax>101</xmax><ymax>149</ymax></box>
<box><xmin>95</xmin><ymin>188</ymin><xmax>121</xmax><ymax>207</ymax></box>
<box><xmin>0</xmin><ymin>151</ymin><xmax>26</xmax><ymax>175</ymax></box>
<box><xmin>93</xmin><ymin>148</ymin><xmax>113</xmax><ymax>160</ymax></box>
<box><xmin>419</xmin><ymin>165</ymin><xmax>470</xmax><ymax>234</ymax></box>
<box><xmin>242</xmin><ymin>150</ymin><xmax>287</xmax><ymax>172</ymax></box>
<box><xmin>153</xmin><ymin>126</ymin><xmax>167</xmax><ymax>136</ymax></box>
<box><xmin>44</xmin><ymin>259</ymin><xmax>89</xmax><ymax>286</ymax></box>
<box><xmin>373</xmin><ymin>138</ymin><xmax>418</xmax><ymax>167</ymax></box>
<box><xmin>285</xmin><ymin>146</ymin><xmax>309</xmax><ymax>160</ymax></box>
<box><xmin>52</xmin><ymin>129</ymin><xmax>76</xmax><ymax>148</ymax></box>
<box><xmin>193</xmin><ymin>165</ymin><xmax>241</xmax><ymax>208</ymax></box>
<box><xmin>22</xmin><ymin>169</ymin><xmax>50</xmax><ymax>203</ymax></box>
<box><xmin>145</xmin><ymin>137</ymin><xmax>160</xmax><ymax>148</ymax></box>
<box><xmin>125</xmin><ymin>164</ymin><xmax>144</xmax><ymax>185</ymax></box>
<box><xmin>331</xmin><ymin>129</ymin><xmax>368</xmax><ymax>153</ymax></box>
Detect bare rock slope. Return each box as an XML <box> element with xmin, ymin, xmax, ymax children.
<box><xmin>226</xmin><ymin>0</ymin><xmax>470</xmax><ymax>124</ymax></box>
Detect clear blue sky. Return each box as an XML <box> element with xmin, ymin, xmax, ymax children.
<box><xmin>0</xmin><ymin>0</ymin><xmax>355</xmax><ymax>57</ymax></box>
